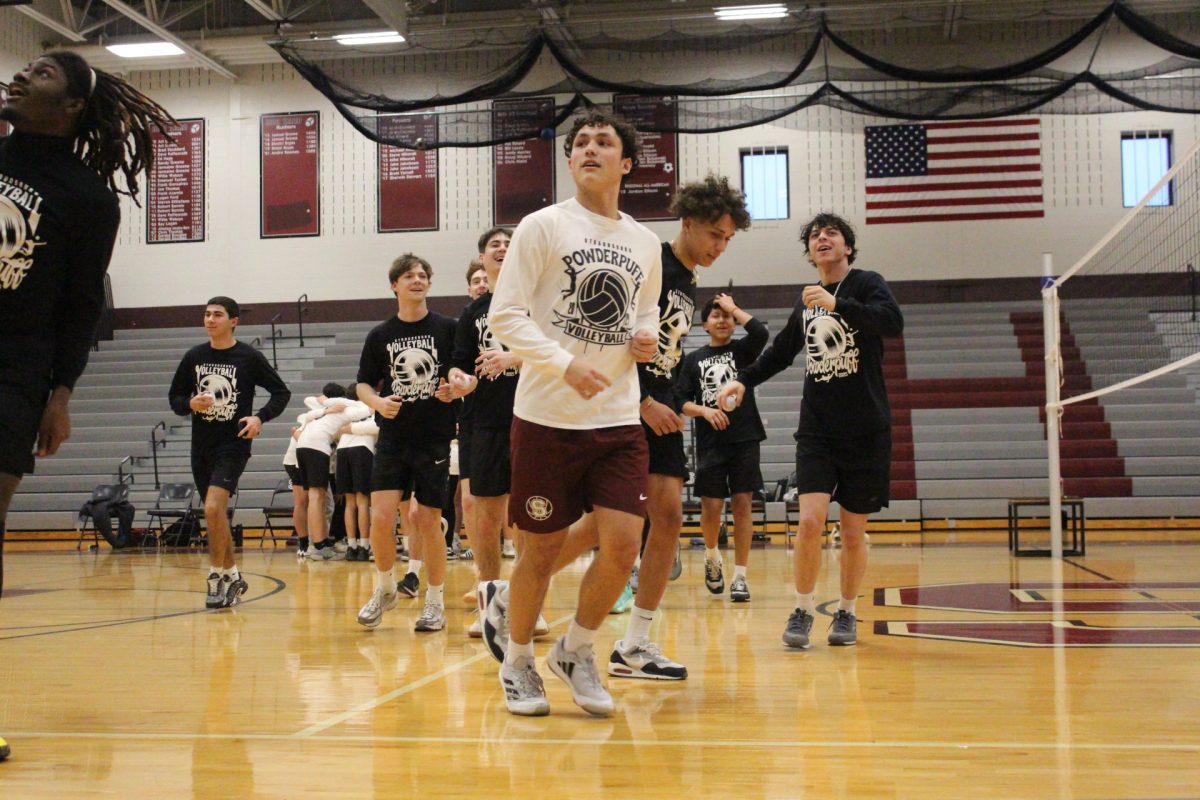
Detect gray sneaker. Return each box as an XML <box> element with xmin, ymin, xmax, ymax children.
<box><xmin>783</xmin><ymin>608</ymin><xmax>815</xmax><ymax>649</ymax></box>
<box><xmin>205</xmin><ymin>572</ymin><xmax>224</xmax><ymax>609</ymax></box>
<box><xmin>729</xmin><ymin>575</ymin><xmax>750</xmax><ymax>603</ymax></box>
<box><xmin>704</xmin><ymin>557</ymin><xmax>725</xmax><ymax>594</ymax></box>
<box><xmin>547</xmin><ymin>637</ymin><xmax>614</xmax><ymax>716</ymax></box>
<box><xmin>628</xmin><ymin>565</ymin><xmax>640</xmax><ymax>593</ymax></box>
<box><xmin>414</xmin><ymin>602</ymin><xmax>446</xmax><ymax>632</ymax></box>
<box><xmin>223</xmin><ymin>575</ymin><xmax>248</xmax><ymax>608</ymax></box>
<box><xmin>669</xmin><ymin>541</ymin><xmax>682</xmax><ymax>581</ymax></box>
<box><xmin>828</xmin><ymin>610</ymin><xmax>858</xmax><ymax>646</ymax></box>
<box><xmin>500</xmin><ymin>655</ymin><xmax>549</xmax><ymax>716</ymax></box>
<box><xmin>357</xmin><ymin>587</ymin><xmax>398</xmax><ymax>629</ymax></box>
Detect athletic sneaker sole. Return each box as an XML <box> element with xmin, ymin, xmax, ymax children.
<box><xmin>607</xmin><ymin>653</ymin><xmax>688</xmax><ymax>681</ymax></box>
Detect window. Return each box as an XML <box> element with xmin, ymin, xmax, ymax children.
<box><xmin>740</xmin><ymin>147</ymin><xmax>789</xmax><ymax>220</ymax></box>
<box><xmin>1121</xmin><ymin>131</ymin><xmax>1172</xmax><ymax>207</ymax></box>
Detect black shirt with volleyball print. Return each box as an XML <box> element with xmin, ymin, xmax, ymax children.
<box><xmin>0</xmin><ymin>132</ymin><xmax>120</xmax><ymax>392</ymax></box>
<box><xmin>357</xmin><ymin>312</ymin><xmax>457</xmax><ymax>443</ymax></box>
<box><xmin>168</xmin><ymin>341</ymin><xmax>292</xmax><ymax>454</ymax></box>
<box><xmin>676</xmin><ymin>316</ymin><xmax>770</xmax><ymax>452</ymax></box>
<box><xmin>638</xmin><ymin>242</ymin><xmax>697</xmax><ymax>408</ymax></box>
<box><xmin>738</xmin><ymin>269</ymin><xmax>903</xmax><ymax>439</ymax></box>
<box><xmin>453</xmin><ymin>292</ymin><xmax>518</xmax><ymax>430</ymax></box>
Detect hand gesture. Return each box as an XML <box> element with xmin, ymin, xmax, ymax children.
<box><xmin>189</xmin><ymin>392</ymin><xmax>215</xmax><ymax>413</ymax></box>
<box><xmin>802</xmin><ymin>284</ymin><xmax>837</xmax><ymax>312</ymax></box>
<box><xmin>716</xmin><ymin>380</ymin><xmax>745</xmax><ymax>412</ymax></box>
<box><xmin>373</xmin><ymin>394</ymin><xmax>403</xmax><ymax>419</ymax></box>
<box><xmin>476</xmin><ymin>349</ymin><xmax>521</xmax><ymax>380</ymax></box>
<box><xmin>714</xmin><ymin>293</ymin><xmax>738</xmax><ymax>314</ymax></box>
<box><xmin>702</xmin><ymin>406</ymin><xmax>730</xmax><ymax>431</ymax></box>
<box><xmin>640</xmin><ymin>397</ymin><xmax>686</xmax><ymax>436</ymax></box>
<box><xmin>630</xmin><ymin>328</ymin><xmax>657</xmax><ymax>363</ymax></box>
<box><xmin>237</xmin><ymin>415</ymin><xmax>263</xmax><ymax>439</ymax></box>
<box><xmin>564</xmin><ymin>356</ymin><xmax>611</xmax><ymax>400</ymax></box>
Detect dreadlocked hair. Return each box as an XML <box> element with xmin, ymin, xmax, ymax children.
<box><xmin>44</xmin><ymin>51</ymin><xmax>175</xmax><ymax>204</ymax></box>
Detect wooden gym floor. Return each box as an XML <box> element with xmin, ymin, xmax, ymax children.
<box><xmin>1</xmin><ymin>536</ymin><xmax>1198</xmax><ymax>799</ymax></box>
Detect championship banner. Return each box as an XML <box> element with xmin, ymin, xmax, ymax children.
<box><xmin>261</xmin><ymin>111</ymin><xmax>320</xmax><ymax>238</ymax></box>
<box><xmin>493</xmin><ymin>97</ymin><xmax>555</xmax><ymax>226</ymax></box>
<box><xmin>147</xmin><ymin>119</ymin><xmax>205</xmax><ymax>243</ymax></box>
<box><xmin>377</xmin><ymin>114</ymin><xmax>439</xmax><ymax>232</ymax></box>
<box><xmin>614</xmin><ymin>95</ymin><xmax>678</xmax><ymax>221</ymax></box>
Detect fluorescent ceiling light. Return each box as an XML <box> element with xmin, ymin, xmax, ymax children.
<box><xmin>714</xmin><ymin>4</ymin><xmax>788</xmax><ymax>20</ymax></box>
<box><xmin>334</xmin><ymin>31</ymin><xmax>405</xmax><ymax>46</ymax></box>
<box><xmin>105</xmin><ymin>41</ymin><xmax>185</xmax><ymax>58</ymax></box>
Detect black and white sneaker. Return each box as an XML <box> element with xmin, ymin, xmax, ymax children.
<box><xmin>205</xmin><ymin>572</ymin><xmax>224</xmax><ymax>609</ymax></box>
<box><xmin>398</xmin><ymin>571</ymin><xmax>420</xmax><ymax>598</ymax></box>
<box><xmin>704</xmin><ymin>557</ymin><xmax>725</xmax><ymax>594</ymax></box>
<box><xmin>729</xmin><ymin>575</ymin><xmax>750</xmax><ymax>603</ymax></box>
<box><xmin>608</xmin><ymin>639</ymin><xmax>688</xmax><ymax>680</ymax></box>
<box><xmin>479</xmin><ymin>580</ymin><xmax>510</xmax><ymax>663</ymax></box>
<box><xmin>222</xmin><ymin>575</ymin><xmax>248</xmax><ymax>608</ymax></box>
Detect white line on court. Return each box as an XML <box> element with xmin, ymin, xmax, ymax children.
<box><xmin>7</xmin><ymin>731</ymin><xmax>1200</xmax><ymax>751</ymax></box>
<box><xmin>292</xmin><ymin>612</ymin><xmax>576</xmax><ymax>738</ymax></box>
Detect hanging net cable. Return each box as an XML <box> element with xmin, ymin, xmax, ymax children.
<box><xmin>269</xmin><ymin>0</ymin><xmax>1200</xmax><ymax>150</ymax></box>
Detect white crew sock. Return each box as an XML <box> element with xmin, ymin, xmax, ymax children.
<box><xmin>796</xmin><ymin>591</ymin><xmax>817</xmax><ymax>615</ymax></box>
<box><xmin>564</xmin><ymin>620</ymin><xmax>598</xmax><ymax>653</ymax></box>
<box><xmin>705</xmin><ymin>547</ymin><xmax>721</xmax><ymax>562</ymax></box>
<box><xmin>407</xmin><ymin>558</ymin><xmax>423</xmax><ymax>576</ymax></box>
<box><xmin>733</xmin><ymin>564</ymin><xmax>747</xmax><ymax>580</ymax></box>
<box><xmin>426</xmin><ymin>584</ymin><xmax>444</xmax><ymax>607</ymax></box>
<box><xmin>838</xmin><ymin>596</ymin><xmax>857</xmax><ymax>616</ymax></box>
<box><xmin>625</xmin><ymin>605</ymin><xmax>656</xmax><ymax>644</ymax></box>
<box><xmin>377</xmin><ymin>568</ymin><xmax>396</xmax><ymax>595</ymax></box>
<box><xmin>504</xmin><ymin>639</ymin><xmax>535</xmax><ymax>667</ymax></box>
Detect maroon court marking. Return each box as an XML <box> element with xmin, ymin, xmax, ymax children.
<box><xmin>874</xmin><ymin>581</ymin><xmax>1200</xmax><ymax>614</ymax></box>
<box><xmin>874</xmin><ymin>620</ymin><xmax>1200</xmax><ymax>647</ymax></box>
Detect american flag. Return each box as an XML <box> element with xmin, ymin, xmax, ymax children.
<box><xmin>864</xmin><ymin>119</ymin><xmax>1043</xmax><ymax>225</ymax></box>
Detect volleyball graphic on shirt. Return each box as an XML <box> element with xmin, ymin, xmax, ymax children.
<box><xmin>196</xmin><ymin>371</ymin><xmax>239</xmax><ymax>421</ymax></box>
<box><xmin>700</xmin><ymin>356</ymin><xmax>737</xmax><ymax>407</ymax></box>
<box><xmin>805</xmin><ymin>313</ymin><xmax>859</xmax><ymax>382</ymax></box>
<box><xmin>647</xmin><ymin>288</ymin><xmax>695</xmax><ymax>379</ymax></box>
<box><xmin>576</xmin><ymin>269</ymin><xmax>630</xmax><ymax>329</ymax></box>
<box><xmin>0</xmin><ymin>185</ymin><xmax>44</xmax><ymax>292</ymax></box>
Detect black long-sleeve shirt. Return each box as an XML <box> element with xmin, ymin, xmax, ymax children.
<box><xmin>168</xmin><ymin>341</ymin><xmax>291</xmax><ymax>454</ymax></box>
<box><xmin>676</xmin><ymin>316</ymin><xmax>769</xmax><ymax>450</ymax></box>
<box><xmin>739</xmin><ymin>269</ymin><xmax>903</xmax><ymax>439</ymax></box>
<box><xmin>452</xmin><ymin>292</ymin><xmax>518</xmax><ymax>430</ymax></box>
<box><xmin>638</xmin><ymin>242</ymin><xmax>697</xmax><ymax>409</ymax></box>
<box><xmin>0</xmin><ymin>131</ymin><xmax>120</xmax><ymax>392</ymax></box>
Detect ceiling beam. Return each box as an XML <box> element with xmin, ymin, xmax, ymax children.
<box><xmin>15</xmin><ymin>4</ymin><xmax>88</xmax><ymax>42</ymax></box>
<box><xmin>358</xmin><ymin>0</ymin><xmax>408</xmax><ymax>35</ymax></box>
<box><xmin>98</xmin><ymin>0</ymin><xmax>237</xmax><ymax>79</ymax></box>
<box><xmin>243</xmin><ymin>0</ymin><xmax>283</xmax><ymax>22</ymax></box>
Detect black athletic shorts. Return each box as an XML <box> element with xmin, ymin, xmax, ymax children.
<box><xmin>694</xmin><ymin>440</ymin><xmax>763</xmax><ymax>499</ymax></box>
<box><xmin>192</xmin><ymin>444</ymin><xmax>250</xmax><ymax>502</ymax></box>
<box><xmin>284</xmin><ymin>464</ymin><xmax>302</xmax><ymax>486</ymax></box>
<box><xmin>468</xmin><ymin>426</ymin><xmax>512</xmax><ymax>498</ymax></box>
<box><xmin>457</xmin><ymin>425</ymin><xmax>472</xmax><ymax>484</ymax></box>
<box><xmin>642</xmin><ymin>423</ymin><xmax>688</xmax><ymax>480</ymax></box>
<box><xmin>0</xmin><ymin>380</ymin><xmax>48</xmax><ymax>478</ymax></box>
<box><xmin>336</xmin><ymin>445</ymin><xmax>374</xmax><ymax>495</ymax></box>
<box><xmin>294</xmin><ymin>447</ymin><xmax>331</xmax><ymax>490</ymax></box>
<box><xmin>794</xmin><ymin>429</ymin><xmax>892</xmax><ymax>515</ymax></box>
<box><xmin>371</xmin><ymin>437</ymin><xmax>451</xmax><ymax>508</ymax></box>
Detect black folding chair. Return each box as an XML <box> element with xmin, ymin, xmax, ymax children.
<box><xmin>260</xmin><ymin>478</ymin><xmax>295</xmax><ymax>548</ymax></box>
<box><xmin>77</xmin><ymin>483</ymin><xmax>132</xmax><ymax>551</ymax></box>
<box><xmin>145</xmin><ymin>483</ymin><xmax>197</xmax><ymax>547</ymax></box>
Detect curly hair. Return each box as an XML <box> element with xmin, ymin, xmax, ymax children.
<box><xmin>43</xmin><ymin>51</ymin><xmax>175</xmax><ymax>205</ymax></box>
<box><xmin>669</xmin><ymin>174</ymin><xmax>752</xmax><ymax>231</ymax></box>
<box><xmin>562</xmin><ymin>111</ymin><xmax>640</xmax><ymax>173</ymax></box>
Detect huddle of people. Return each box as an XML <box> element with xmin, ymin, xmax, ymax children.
<box><xmin>2</xmin><ymin>45</ymin><xmax>904</xmax><ymax>734</ymax></box>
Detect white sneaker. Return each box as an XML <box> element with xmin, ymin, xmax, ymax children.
<box><xmin>608</xmin><ymin>638</ymin><xmax>688</xmax><ymax>680</ymax></box>
<box><xmin>547</xmin><ymin>637</ymin><xmax>614</xmax><ymax>716</ymax></box>
<box><xmin>533</xmin><ymin>614</ymin><xmax>550</xmax><ymax>637</ymax></box>
<box><xmin>414</xmin><ymin>603</ymin><xmax>446</xmax><ymax>632</ymax></box>
<box><xmin>501</xmin><ymin>539</ymin><xmax>517</xmax><ymax>559</ymax></box>
<box><xmin>357</xmin><ymin>587</ymin><xmax>397</xmax><ymax>629</ymax></box>
<box><xmin>467</xmin><ymin>617</ymin><xmax>483</xmax><ymax>638</ymax></box>
<box><xmin>500</xmin><ymin>655</ymin><xmax>549</xmax><ymax>716</ymax></box>
<box><xmin>334</xmin><ymin>539</ymin><xmax>349</xmax><ymax>552</ymax></box>
<box><xmin>479</xmin><ymin>580</ymin><xmax>509</xmax><ymax>663</ymax></box>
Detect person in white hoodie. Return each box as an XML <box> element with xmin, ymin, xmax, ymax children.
<box><xmin>294</xmin><ymin>382</ymin><xmax>372</xmax><ymax>561</ymax></box>
<box><xmin>480</xmin><ymin>111</ymin><xmax>661</xmax><ymax>718</ymax></box>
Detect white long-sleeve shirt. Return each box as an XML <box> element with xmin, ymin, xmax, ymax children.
<box><xmin>490</xmin><ymin>198</ymin><xmax>662</xmax><ymax>430</ymax></box>
<box><xmin>297</xmin><ymin>399</ymin><xmax>373</xmax><ymax>455</ymax></box>
<box><xmin>339</xmin><ymin>416</ymin><xmax>379</xmax><ymax>454</ymax></box>
<box><xmin>282</xmin><ymin>397</ymin><xmax>327</xmax><ymax>467</ymax></box>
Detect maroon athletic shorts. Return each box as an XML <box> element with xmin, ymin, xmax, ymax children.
<box><xmin>508</xmin><ymin>417</ymin><xmax>648</xmax><ymax>533</ymax></box>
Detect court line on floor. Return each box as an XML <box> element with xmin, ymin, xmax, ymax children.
<box><xmin>292</xmin><ymin>611</ymin><xmax>576</xmax><ymax>738</ymax></box>
<box><xmin>7</xmin><ymin>731</ymin><xmax>1199</xmax><ymax>751</ymax></box>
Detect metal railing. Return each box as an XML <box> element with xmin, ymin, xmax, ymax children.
<box><xmin>268</xmin><ymin>314</ymin><xmax>282</xmax><ymax>368</ymax></box>
<box><xmin>150</xmin><ymin>421</ymin><xmax>168</xmax><ymax>489</ymax></box>
<box><xmin>117</xmin><ymin>455</ymin><xmax>135</xmax><ymax>486</ymax></box>
<box><xmin>297</xmin><ymin>293</ymin><xmax>309</xmax><ymax>346</ymax></box>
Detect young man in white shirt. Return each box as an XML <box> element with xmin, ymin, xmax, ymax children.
<box><xmin>480</xmin><ymin>111</ymin><xmax>661</xmax><ymax>716</ymax></box>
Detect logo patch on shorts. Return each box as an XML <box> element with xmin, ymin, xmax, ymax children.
<box><xmin>525</xmin><ymin>496</ymin><xmax>553</xmax><ymax>521</ymax></box>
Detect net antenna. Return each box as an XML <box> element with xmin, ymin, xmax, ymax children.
<box><xmin>1041</xmin><ymin>138</ymin><xmax>1200</xmax><ymax>556</ymax></box>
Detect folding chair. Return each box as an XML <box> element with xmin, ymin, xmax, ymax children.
<box><xmin>260</xmin><ymin>478</ymin><xmax>295</xmax><ymax>548</ymax></box>
<box><xmin>145</xmin><ymin>483</ymin><xmax>197</xmax><ymax>547</ymax></box>
<box><xmin>77</xmin><ymin>483</ymin><xmax>132</xmax><ymax>551</ymax></box>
